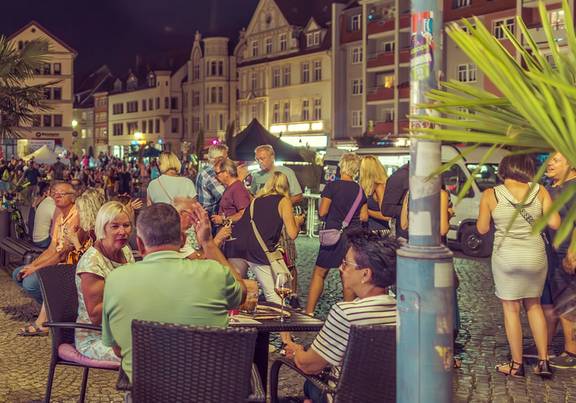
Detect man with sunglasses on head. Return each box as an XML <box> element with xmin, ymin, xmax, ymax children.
<box><xmin>12</xmin><ymin>181</ymin><xmax>80</xmax><ymax>336</ymax></box>
<box><xmin>283</xmin><ymin>229</ymin><xmax>398</xmax><ymax>403</ymax></box>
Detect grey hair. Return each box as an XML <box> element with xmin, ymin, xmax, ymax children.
<box><xmin>215</xmin><ymin>158</ymin><xmax>238</xmax><ymax>178</ymax></box>
<box><xmin>136</xmin><ymin>203</ymin><xmax>182</xmax><ymax>247</ymax></box>
<box><xmin>207</xmin><ymin>144</ymin><xmax>229</xmax><ymax>163</ymax></box>
<box><xmin>255</xmin><ymin>144</ymin><xmax>275</xmax><ymax>157</ymax></box>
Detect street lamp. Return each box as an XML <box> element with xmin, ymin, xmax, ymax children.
<box><xmin>71</xmin><ymin>119</ymin><xmax>78</xmax><ymax>128</ymax></box>
<box><xmin>134</xmin><ymin>131</ymin><xmax>143</xmax><ymax>141</ymax></box>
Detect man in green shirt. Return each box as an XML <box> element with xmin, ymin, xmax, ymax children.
<box><xmin>101</xmin><ymin>202</ymin><xmax>246</xmax><ymax>382</ymax></box>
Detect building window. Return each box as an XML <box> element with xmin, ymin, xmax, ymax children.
<box><xmin>283</xmin><ymin>102</ymin><xmax>290</xmax><ymax>122</ymax></box>
<box><xmin>302</xmin><ymin>99</ymin><xmax>310</xmax><ymax>121</ymax></box>
<box><xmin>313</xmin><ymin>99</ymin><xmax>322</xmax><ymax>121</ymax></box>
<box><xmin>53</xmin><ymin>63</ymin><xmax>61</xmax><ymax>75</ymax></box>
<box><xmin>52</xmin><ymin>88</ymin><xmax>62</xmax><ymax>100</ymax></box>
<box><xmin>218</xmin><ymin>61</ymin><xmax>224</xmax><ymax>76</ymax></box>
<box><xmin>457</xmin><ymin>63</ymin><xmax>477</xmax><ymax>82</ymax></box>
<box><xmin>218</xmin><ymin>87</ymin><xmax>224</xmax><ymax>103</ymax></box>
<box><xmin>493</xmin><ymin>18</ymin><xmax>515</xmax><ymax>40</ymax></box>
<box><xmin>250</xmin><ymin>72</ymin><xmax>257</xmax><ymax>90</ymax></box>
<box><xmin>142</xmin><ymin>100</ymin><xmax>147</xmax><ymax>111</ymax></box>
<box><xmin>282</xmin><ymin>65</ymin><xmax>291</xmax><ymax>86</ymax></box>
<box><xmin>43</xmin><ymin>88</ymin><xmax>51</xmax><ymax>100</ymax></box>
<box><xmin>155</xmin><ymin>119</ymin><xmax>160</xmax><ymax>133</ymax></box>
<box><xmin>265</xmin><ymin>37</ymin><xmax>273</xmax><ymax>54</ymax></box>
<box><xmin>272</xmin><ymin>68</ymin><xmax>281</xmax><ymax>88</ymax></box>
<box><xmin>127</xmin><ymin>101</ymin><xmax>138</xmax><ymax>113</ymax></box>
<box><xmin>112</xmin><ymin>103</ymin><xmax>124</xmax><ymax>114</ymax></box>
<box><xmin>352</xmin><ymin>79</ymin><xmax>363</xmax><ymax>95</ymax></box>
<box><xmin>42</xmin><ymin>115</ymin><xmax>52</xmax><ymax>127</ymax></box>
<box><xmin>351</xmin><ymin>47</ymin><xmax>363</xmax><ymax>64</ymax></box>
<box><xmin>550</xmin><ymin>9</ymin><xmax>565</xmax><ymax>30</ymax></box>
<box><xmin>171</xmin><ymin>118</ymin><xmax>179</xmax><ymax>133</ymax></box>
<box><xmin>382</xmin><ymin>41</ymin><xmax>395</xmax><ymax>53</ymax></box>
<box><xmin>171</xmin><ymin>97</ymin><xmax>178</xmax><ymax>110</ymax></box>
<box><xmin>301</xmin><ymin>63</ymin><xmax>310</xmax><ymax>83</ymax></box>
<box><xmin>43</xmin><ymin>63</ymin><xmax>51</xmax><ymax>75</ymax></box>
<box><xmin>127</xmin><ymin>122</ymin><xmax>138</xmax><ymax>134</ymax></box>
<box><xmin>352</xmin><ymin>111</ymin><xmax>363</xmax><ymax>128</ymax></box>
<box><xmin>53</xmin><ymin>114</ymin><xmax>62</xmax><ymax>127</ymax></box>
<box><xmin>453</xmin><ymin>0</ymin><xmax>471</xmax><ymax>8</ymax></box>
<box><xmin>155</xmin><ymin>97</ymin><xmax>160</xmax><ymax>109</ymax></box>
<box><xmin>279</xmin><ymin>34</ymin><xmax>287</xmax><ymax>52</ymax></box>
<box><xmin>142</xmin><ymin>120</ymin><xmax>147</xmax><ymax>133</ymax></box>
<box><xmin>147</xmin><ymin>72</ymin><xmax>156</xmax><ymax>87</ymax></box>
<box><xmin>306</xmin><ymin>31</ymin><xmax>321</xmax><ymax>47</ymax></box>
<box><xmin>219</xmin><ymin>113</ymin><xmax>225</xmax><ymax>131</ymax></box>
<box><xmin>273</xmin><ymin>103</ymin><xmax>280</xmax><ymax>123</ymax></box>
<box><xmin>32</xmin><ymin>115</ymin><xmax>41</xmax><ymax>127</ymax></box>
<box><xmin>205</xmin><ymin>114</ymin><xmax>211</xmax><ymax>130</ymax></box>
<box><xmin>350</xmin><ymin>14</ymin><xmax>361</xmax><ymax>32</ymax></box>
<box><xmin>193</xmin><ymin>64</ymin><xmax>200</xmax><ymax>80</ymax></box>
<box><xmin>313</xmin><ymin>61</ymin><xmax>322</xmax><ymax>81</ymax></box>
<box><xmin>113</xmin><ymin>123</ymin><xmax>123</xmax><ymax>136</ymax></box>
<box><xmin>251</xmin><ymin>40</ymin><xmax>259</xmax><ymax>57</ymax></box>
<box><xmin>192</xmin><ymin>117</ymin><xmax>200</xmax><ymax>132</ymax></box>
<box><xmin>192</xmin><ymin>91</ymin><xmax>200</xmax><ymax>106</ymax></box>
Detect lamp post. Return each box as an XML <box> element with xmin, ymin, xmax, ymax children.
<box><xmin>397</xmin><ymin>1</ymin><xmax>454</xmax><ymax>402</ymax></box>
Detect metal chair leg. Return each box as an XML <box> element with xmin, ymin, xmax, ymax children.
<box><xmin>44</xmin><ymin>361</ymin><xmax>57</xmax><ymax>403</ymax></box>
<box><xmin>79</xmin><ymin>367</ymin><xmax>89</xmax><ymax>403</ymax></box>
<box><xmin>269</xmin><ymin>359</ymin><xmax>284</xmax><ymax>403</ymax></box>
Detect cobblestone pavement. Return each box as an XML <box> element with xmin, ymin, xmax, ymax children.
<box><xmin>1</xmin><ymin>237</ymin><xmax>575</xmax><ymax>402</ymax></box>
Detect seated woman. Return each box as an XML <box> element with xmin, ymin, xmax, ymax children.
<box><xmin>75</xmin><ymin>201</ymin><xmax>135</xmax><ymax>361</ymax></box>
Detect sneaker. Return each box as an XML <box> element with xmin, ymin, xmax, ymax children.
<box><xmin>549</xmin><ymin>351</ymin><xmax>576</xmax><ymax>369</ymax></box>
<box><xmin>523</xmin><ymin>344</ymin><xmax>556</xmax><ymax>359</ymax></box>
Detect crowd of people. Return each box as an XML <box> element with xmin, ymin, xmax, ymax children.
<box><xmin>2</xmin><ymin>144</ymin><xmax>575</xmax><ymax>402</ymax></box>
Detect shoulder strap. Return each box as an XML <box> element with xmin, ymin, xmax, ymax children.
<box><xmin>342</xmin><ymin>185</ymin><xmax>364</xmax><ymax>229</ymax></box>
<box><xmin>249</xmin><ymin>199</ymin><xmax>271</xmax><ymax>254</ymax></box>
<box><xmin>157</xmin><ymin>176</ymin><xmax>174</xmax><ymax>204</ymax></box>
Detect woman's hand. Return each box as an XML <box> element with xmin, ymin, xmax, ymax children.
<box><xmin>295</xmin><ymin>214</ymin><xmax>306</xmax><ymax>227</ymax></box>
<box><xmin>130</xmin><ymin>198</ymin><xmax>143</xmax><ymax>210</ymax></box>
<box><xmin>214</xmin><ymin>226</ymin><xmax>232</xmax><ymax>245</ymax></box>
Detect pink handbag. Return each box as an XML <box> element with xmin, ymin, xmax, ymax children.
<box><xmin>319</xmin><ymin>186</ymin><xmax>363</xmax><ymax>246</ymax></box>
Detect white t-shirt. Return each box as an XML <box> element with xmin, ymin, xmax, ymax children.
<box><xmin>33</xmin><ymin>196</ymin><xmax>56</xmax><ymax>242</ymax></box>
<box><xmin>147</xmin><ymin>174</ymin><xmax>197</xmax><ymax>204</ymax></box>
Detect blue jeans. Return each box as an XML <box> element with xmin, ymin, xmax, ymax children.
<box><xmin>304</xmin><ymin>380</ymin><xmax>327</xmax><ymax>403</ymax></box>
<box><xmin>12</xmin><ymin>265</ymin><xmax>43</xmax><ymax>304</ymax></box>
<box><xmin>33</xmin><ymin>237</ymin><xmax>51</xmax><ymax>249</ymax></box>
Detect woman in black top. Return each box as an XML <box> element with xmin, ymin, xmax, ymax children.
<box><xmin>305</xmin><ymin>153</ymin><xmax>368</xmax><ymax>315</ymax></box>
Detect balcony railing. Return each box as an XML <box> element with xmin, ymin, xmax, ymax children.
<box><xmin>367</xmin><ymin>51</ymin><xmax>395</xmax><ymax>68</ymax></box>
<box><xmin>239</xmin><ymin>88</ymin><xmax>267</xmax><ymax>99</ymax></box>
<box><xmin>367</xmin><ymin>86</ymin><xmax>395</xmax><ymax>102</ymax></box>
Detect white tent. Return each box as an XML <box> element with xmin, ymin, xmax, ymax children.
<box><xmin>22</xmin><ymin>145</ymin><xmax>68</xmax><ymax>165</ymax></box>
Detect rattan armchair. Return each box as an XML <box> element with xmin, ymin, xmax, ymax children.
<box><xmin>131</xmin><ymin>320</ymin><xmax>264</xmax><ymax>403</ymax></box>
<box><xmin>269</xmin><ymin>324</ymin><xmax>396</xmax><ymax>403</ymax></box>
<box><xmin>37</xmin><ymin>264</ymin><xmax>120</xmax><ymax>403</ymax></box>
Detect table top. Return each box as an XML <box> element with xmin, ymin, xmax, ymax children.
<box><xmin>229</xmin><ymin>302</ymin><xmax>323</xmax><ymax>332</ymax></box>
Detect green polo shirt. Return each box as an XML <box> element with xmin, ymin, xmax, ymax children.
<box><xmin>101</xmin><ymin>250</ymin><xmax>243</xmax><ymax>381</ymax></box>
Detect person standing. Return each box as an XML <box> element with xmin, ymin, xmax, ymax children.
<box><xmin>359</xmin><ymin>156</ymin><xmax>390</xmax><ymax>232</ymax></box>
<box><xmin>543</xmin><ymin>152</ymin><xmax>576</xmax><ymax>369</ymax></box>
<box><xmin>51</xmin><ymin>157</ymin><xmax>65</xmax><ymax>181</ymax></box>
<box><xmin>477</xmin><ymin>154</ymin><xmax>560</xmax><ymax>378</ymax></box>
<box><xmin>251</xmin><ymin>145</ymin><xmax>303</xmax><ymax>305</ymax></box>
<box><xmin>380</xmin><ymin>163</ymin><xmax>409</xmax><ymax>239</ymax></box>
<box><xmin>146</xmin><ymin>152</ymin><xmax>196</xmax><ymax>205</ymax></box>
<box><xmin>23</xmin><ymin>160</ymin><xmax>40</xmax><ymax>202</ymax></box>
<box><xmin>117</xmin><ymin>164</ymin><xmax>132</xmax><ymax>196</ymax></box>
<box><xmin>196</xmin><ymin>144</ymin><xmax>227</xmax><ymax>216</ymax></box>
<box><xmin>211</xmin><ymin>158</ymin><xmax>251</xmax><ymax>226</ymax></box>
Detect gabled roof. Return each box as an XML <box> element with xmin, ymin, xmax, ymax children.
<box><xmin>275</xmin><ymin>0</ymin><xmax>346</xmax><ymax>27</ymax></box>
<box><xmin>8</xmin><ymin>20</ymin><xmax>78</xmax><ymax>56</ymax></box>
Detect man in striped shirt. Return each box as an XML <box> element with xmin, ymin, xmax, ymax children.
<box><xmin>285</xmin><ymin>229</ymin><xmax>398</xmax><ymax>403</ymax></box>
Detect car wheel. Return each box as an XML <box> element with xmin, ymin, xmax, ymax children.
<box><xmin>460</xmin><ymin>223</ymin><xmax>493</xmax><ymax>258</ymax></box>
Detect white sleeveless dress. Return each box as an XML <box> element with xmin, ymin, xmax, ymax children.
<box><xmin>491</xmin><ymin>184</ymin><xmax>547</xmax><ymax>300</ymax></box>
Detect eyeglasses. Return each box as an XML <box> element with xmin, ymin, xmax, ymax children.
<box><xmin>51</xmin><ymin>192</ymin><xmax>75</xmax><ymax>198</ymax></box>
<box><xmin>215</xmin><ymin>170</ymin><xmax>224</xmax><ymax>175</ymax></box>
<box><xmin>340</xmin><ymin>258</ymin><xmax>362</xmax><ymax>270</ymax></box>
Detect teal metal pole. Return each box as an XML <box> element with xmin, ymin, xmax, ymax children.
<box><xmin>397</xmin><ymin>1</ymin><xmax>454</xmax><ymax>402</ymax></box>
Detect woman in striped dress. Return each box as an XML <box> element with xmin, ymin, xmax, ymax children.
<box><xmin>477</xmin><ymin>155</ymin><xmax>560</xmax><ymax>378</ymax></box>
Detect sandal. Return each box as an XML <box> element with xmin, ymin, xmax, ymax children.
<box><xmin>534</xmin><ymin>359</ymin><xmax>553</xmax><ymax>379</ymax></box>
<box><xmin>18</xmin><ymin>323</ymin><xmax>48</xmax><ymax>337</ymax></box>
<box><xmin>495</xmin><ymin>360</ymin><xmax>525</xmax><ymax>378</ymax></box>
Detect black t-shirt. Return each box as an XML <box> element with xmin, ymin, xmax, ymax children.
<box><xmin>381</xmin><ymin>163</ymin><xmax>409</xmax><ymax>238</ymax></box>
<box><xmin>321</xmin><ymin>180</ymin><xmax>367</xmax><ymax>230</ymax></box>
<box><xmin>117</xmin><ymin>172</ymin><xmax>132</xmax><ymax>194</ymax></box>
<box><xmin>24</xmin><ymin>168</ymin><xmax>40</xmax><ymax>185</ymax></box>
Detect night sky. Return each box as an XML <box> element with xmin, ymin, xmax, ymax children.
<box><xmin>2</xmin><ymin>0</ymin><xmax>259</xmax><ymax>80</ymax></box>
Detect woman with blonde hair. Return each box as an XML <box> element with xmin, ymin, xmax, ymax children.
<box><xmin>225</xmin><ymin>172</ymin><xmax>305</xmax><ymax>342</ymax></box>
<box><xmin>75</xmin><ymin>201</ymin><xmax>134</xmax><ymax>361</ymax></box>
<box><xmin>360</xmin><ymin>155</ymin><xmax>390</xmax><ymax>232</ymax></box>
<box><xmin>305</xmin><ymin>153</ymin><xmax>368</xmax><ymax>315</ymax></box>
<box><xmin>146</xmin><ymin>151</ymin><xmax>197</xmax><ymax>205</ymax></box>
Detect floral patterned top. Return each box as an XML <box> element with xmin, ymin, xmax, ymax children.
<box><xmin>75</xmin><ymin>245</ymin><xmax>134</xmax><ymax>360</ymax></box>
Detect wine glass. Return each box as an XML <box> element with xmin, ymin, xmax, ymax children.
<box><xmin>274</xmin><ymin>272</ymin><xmax>292</xmax><ymax>322</ymax></box>
<box><xmin>222</xmin><ymin>215</ymin><xmax>236</xmax><ymax>241</ymax></box>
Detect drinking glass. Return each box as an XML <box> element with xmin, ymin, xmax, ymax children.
<box><xmin>240</xmin><ymin>279</ymin><xmax>259</xmax><ymax>315</ymax></box>
<box><xmin>274</xmin><ymin>272</ymin><xmax>292</xmax><ymax>322</ymax></box>
<box><xmin>222</xmin><ymin>215</ymin><xmax>236</xmax><ymax>241</ymax></box>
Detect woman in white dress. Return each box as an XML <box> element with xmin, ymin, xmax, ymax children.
<box><xmin>75</xmin><ymin>201</ymin><xmax>134</xmax><ymax>361</ymax></box>
<box><xmin>477</xmin><ymin>155</ymin><xmax>560</xmax><ymax>378</ymax></box>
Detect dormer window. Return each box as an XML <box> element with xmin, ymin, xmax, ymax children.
<box><xmin>127</xmin><ymin>75</ymin><xmax>138</xmax><ymax>90</ymax></box>
<box><xmin>251</xmin><ymin>40</ymin><xmax>259</xmax><ymax>57</ymax></box>
<box><xmin>113</xmin><ymin>79</ymin><xmax>123</xmax><ymax>92</ymax></box>
<box><xmin>306</xmin><ymin>31</ymin><xmax>321</xmax><ymax>48</ymax></box>
<box><xmin>147</xmin><ymin>72</ymin><xmax>156</xmax><ymax>87</ymax></box>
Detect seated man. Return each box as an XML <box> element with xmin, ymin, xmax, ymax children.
<box><xmin>31</xmin><ymin>181</ymin><xmax>56</xmax><ymax>248</ymax></box>
<box><xmin>101</xmin><ymin>203</ymin><xmax>247</xmax><ymax>383</ymax></box>
<box><xmin>284</xmin><ymin>230</ymin><xmax>398</xmax><ymax>403</ymax></box>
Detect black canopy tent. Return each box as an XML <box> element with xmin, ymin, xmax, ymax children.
<box><xmin>231</xmin><ymin>119</ymin><xmax>305</xmax><ymax>162</ymax></box>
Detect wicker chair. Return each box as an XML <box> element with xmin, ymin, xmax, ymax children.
<box><xmin>269</xmin><ymin>324</ymin><xmax>396</xmax><ymax>403</ymax></box>
<box><xmin>37</xmin><ymin>264</ymin><xmax>120</xmax><ymax>403</ymax></box>
<box><xmin>131</xmin><ymin>320</ymin><xmax>264</xmax><ymax>403</ymax></box>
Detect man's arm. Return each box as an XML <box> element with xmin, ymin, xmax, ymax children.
<box><xmin>285</xmin><ymin>342</ymin><xmax>330</xmax><ymax>375</ymax></box>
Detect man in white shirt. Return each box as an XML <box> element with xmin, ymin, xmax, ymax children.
<box><xmin>31</xmin><ymin>181</ymin><xmax>55</xmax><ymax>248</ymax></box>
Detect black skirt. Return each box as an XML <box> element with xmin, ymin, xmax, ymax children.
<box><xmin>315</xmin><ymin>230</ymin><xmax>350</xmax><ymax>269</ymax></box>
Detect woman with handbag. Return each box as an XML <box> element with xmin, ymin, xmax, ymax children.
<box><xmin>359</xmin><ymin>155</ymin><xmax>391</xmax><ymax>233</ymax></box>
<box><xmin>146</xmin><ymin>152</ymin><xmax>197</xmax><ymax>205</ymax></box>
<box><xmin>545</xmin><ymin>152</ymin><xmax>576</xmax><ymax>369</ymax></box>
<box><xmin>476</xmin><ymin>154</ymin><xmax>560</xmax><ymax>378</ymax></box>
<box><xmin>305</xmin><ymin>153</ymin><xmax>368</xmax><ymax>316</ymax></box>
<box><xmin>225</xmin><ymin>172</ymin><xmax>305</xmax><ymax>311</ymax></box>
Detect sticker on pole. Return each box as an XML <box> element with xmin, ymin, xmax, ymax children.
<box><xmin>411</xmin><ymin>11</ymin><xmax>435</xmax><ymax>81</ymax></box>
<box><xmin>434</xmin><ymin>262</ymin><xmax>453</xmax><ymax>288</ymax></box>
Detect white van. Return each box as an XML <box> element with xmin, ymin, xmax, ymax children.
<box><xmin>322</xmin><ymin>144</ymin><xmax>508</xmax><ymax>257</ymax></box>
